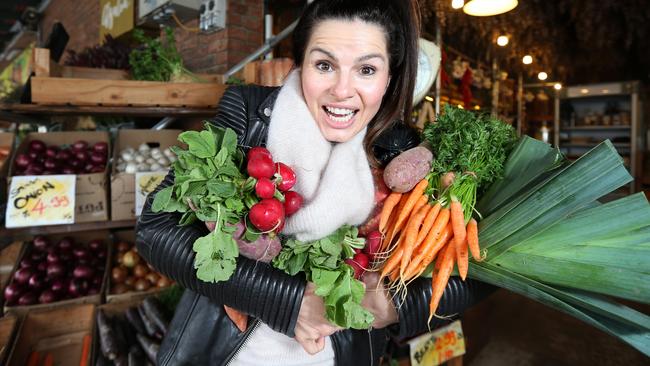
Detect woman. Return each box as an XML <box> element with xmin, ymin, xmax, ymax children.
<box><xmin>136</xmin><ymin>0</ymin><xmax>491</xmax><ymax>365</ymax></box>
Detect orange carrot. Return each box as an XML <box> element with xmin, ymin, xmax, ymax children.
<box><xmin>380</xmin><ymin>245</ymin><xmax>404</xmax><ymax>280</ymax></box>
<box><xmin>80</xmin><ymin>334</ymin><xmax>91</xmax><ymax>366</ymax></box>
<box><xmin>26</xmin><ymin>352</ymin><xmax>40</xmax><ymax>366</ymax></box>
<box><xmin>467</xmin><ymin>218</ymin><xmax>484</xmax><ymax>261</ymax></box>
<box><xmin>403</xmin><ymin>223</ymin><xmax>453</xmax><ymax>280</ymax></box>
<box><xmin>428</xmin><ymin>242</ymin><xmax>456</xmax><ymax>324</ymax></box>
<box><xmin>379</xmin><ymin>192</ymin><xmax>402</xmax><ymax>233</ymax></box>
<box><xmin>385</xmin><ymin>193</ymin><xmax>409</xmax><ymax>246</ymax></box>
<box><xmin>224</xmin><ymin>305</ymin><xmax>248</xmax><ymax>332</ymax></box>
<box><xmin>43</xmin><ymin>353</ymin><xmax>54</xmax><ymax>366</ymax></box>
<box><xmin>450</xmin><ymin>199</ymin><xmax>467</xmax><ymax>248</ymax></box>
<box><xmin>456</xmin><ymin>236</ymin><xmax>469</xmax><ymax>281</ymax></box>
<box><xmin>414</xmin><ymin>202</ymin><xmax>441</xmax><ymax>248</ymax></box>
<box><xmin>393</xmin><ymin>179</ymin><xmax>429</xmax><ymax>237</ymax></box>
<box><xmin>400</xmin><ymin>203</ymin><xmax>431</xmax><ymax>276</ymax></box>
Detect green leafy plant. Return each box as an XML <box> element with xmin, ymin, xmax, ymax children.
<box><xmin>129</xmin><ymin>27</ymin><xmax>199</xmax><ymax>82</ymax></box>
<box><xmin>273</xmin><ymin>226</ymin><xmax>374</xmax><ymax>329</ymax></box>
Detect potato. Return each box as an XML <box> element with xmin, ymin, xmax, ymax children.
<box><xmin>383</xmin><ymin>146</ymin><xmax>433</xmax><ymax>192</ymax></box>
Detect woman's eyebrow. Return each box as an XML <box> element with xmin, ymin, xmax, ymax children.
<box><xmin>309</xmin><ymin>48</ymin><xmax>386</xmax><ymax>63</ymax></box>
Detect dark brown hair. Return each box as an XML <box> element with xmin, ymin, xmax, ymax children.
<box><xmin>292</xmin><ymin>0</ymin><xmax>421</xmax><ymax>165</ymax></box>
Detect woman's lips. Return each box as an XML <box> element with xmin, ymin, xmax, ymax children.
<box><xmin>322</xmin><ymin>105</ymin><xmax>358</xmax><ymax>129</ymax></box>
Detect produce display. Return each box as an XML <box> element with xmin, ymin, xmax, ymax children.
<box><xmin>110</xmin><ymin>239</ymin><xmax>173</xmax><ymax>295</ymax></box>
<box><xmin>13</xmin><ymin>140</ymin><xmax>108</xmax><ymax>176</ymax></box>
<box><xmin>115</xmin><ymin>143</ymin><xmax>176</xmax><ymax>173</ymax></box>
<box><xmin>96</xmin><ymin>297</ymin><xmax>170</xmax><ymax>364</ymax></box>
<box><xmin>377</xmin><ymin>105</ymin><xmax>650</xmax><ymax>357</ymax></box>
<box><xmin>3</xmin><ymin>236</ymin><xmax>107</xmax><ymax>307</ymax></box>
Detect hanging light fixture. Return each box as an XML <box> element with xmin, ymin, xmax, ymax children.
<box><xmin>451</xmin><ymin>0</ymin><xmax>465</xmax><ymax>9</ymax></box>
<box><xmin>496</xmin><ymin>35</ymin><xmax>509</xmax><ymax>47</ymax></box>
<box><xmin>538</xmin><ymin>72</ymin><xmax>548</xmax><ymax>81</ymax></box>
<box><xmin>554</xmin><ymin>83</ymin><xmax>562</xmax><ymax>90</ymax></box>
<box><xmin>522</xmin><ymin>55</ymin><xmax>533</xmax><ymax>64</ymax></box>
<box><xmin>463</xmin><ymin>0</ymin><xmax>518</xmax><ymax>17</ymax></box>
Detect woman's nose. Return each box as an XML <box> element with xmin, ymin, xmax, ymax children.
<box><xmin>330</xmin><ymin>73</ymin><xmax>354</xmax><ymax>100</ymax></box>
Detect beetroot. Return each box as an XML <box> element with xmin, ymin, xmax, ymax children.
<box><xmin>247</xmin><ymin>146</ymin><xmax>273</xmax><ymax>161</ymax></box>
<box><xmin>363</xmin><ymin>231</ymin><xmax>382</xmax><ymax>260</ymax></box>
<box><xmin>255</xmin><ymin>178</ymin><xmax>276</xmax><ymax>199</ymax></box>
<box><xmin>247</xmin><ymin>156</ymin><xmax>275</xmax><ymax>179</ymax></box>
<box><xmin>283</xmin><ymin>191</ymin><xmax>303</xmax><ymax>216</ymax></box>
<box><xmin>275</xmin><ymin>163</ymin><xmax>296</xmax><ymax>191</ymax></box>
<box><xmin>249</xmin><ymin>198</ymin><xmax>285</xmax><ymax>232</ymax></box>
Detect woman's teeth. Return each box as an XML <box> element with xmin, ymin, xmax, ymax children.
<box><xmin>324</xmin><ymin>106</ymin><xmax>356</xmax><ymax>123</ymax></box>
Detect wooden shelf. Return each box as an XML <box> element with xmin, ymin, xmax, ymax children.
<box><xmin>0</xmin><ymin>103</ymin><xmax>218</xmax><ymax>117</ymax></box>
<box><xmin>562</xmin><ymin>125</ymin><xmax>631</xmax><ymax>131</ymax></box>
<box><xmin>0</xmin><ymin>219</ymin><xmax>136</xmax><ymax>249</ymax></box>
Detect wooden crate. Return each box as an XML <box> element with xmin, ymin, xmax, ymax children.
<box><xmin>0</xmin><ymin>314</ymin><xmax>19</xmax><ymax>365</ymax></box>
<box><xmin>29</xmin><ymin>48</ymin><xmax>227</xmax><ymax>108</ymax></box>
<box><xmin>6</xmin><ymin>304</ymin><xmax>95</xmax><ymax>366</ymax></box>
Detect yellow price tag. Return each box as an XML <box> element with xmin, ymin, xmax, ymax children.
<box><xmin>135</xmin><ymin>171</ymin><xmax>167</xmax><ymax>216</ymax></box>
<box><xmin>5</xmin><ymin>175</ymin><xmax>76</xmax><ymax>227</ymax></box>
<box><xmin>409</xmin><ymin>320</ymin><xmax>465</xmax><ymax>366</ymax></box>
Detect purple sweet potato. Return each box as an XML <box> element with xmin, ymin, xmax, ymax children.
<box><xmin>383</xmin><ymin>146</ymin><xmax>433</xmax><ymax>192</ymax></box>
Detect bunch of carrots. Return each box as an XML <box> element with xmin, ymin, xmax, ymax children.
<box><xmin>375</xmin><ymin>178</ymin><xmax>484</xmax><ymax>324</ymax></box>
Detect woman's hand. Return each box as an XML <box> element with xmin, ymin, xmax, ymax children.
<box><xmin>295</xmin><ymin>282</ymin><xmax>341</xmax><ymax>354</ymax></box>
<box><xmin>361</xmin><ymin>272</ymin><xmax>399</xmax><ymax>329</ymax></box>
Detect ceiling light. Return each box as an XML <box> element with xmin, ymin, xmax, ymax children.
<box><xmin>538</xmin><ymin>72</ymin><xmax>548</xmax><ymax>81</ymax></box>
<box><xmin>580</xmin><ymin>88</ymin><xmax>589</xmax><ymax>94</ymax></box>
<box><xmin>463</xmin><ymin>0</ymin><xmax>518</xmax><ymax>16</ymax></box>
<box><xmin>496</xmin><ymin>35</ymin><xmax>509</xmax><ymax>47</ymax></box>
<box><xmin>522</xmin><ymin>55</ymin><xmax>533</xmax><ymax>64</ymax></box>
<box><xmin>553</xmin><ymin>83</ymin><xmax>562</xmax><ymax>90</ymax></box>
<box><xmin>451</xmin><ymin>0</ymin><xmax>465</xmax><ymax>9</ymax></box>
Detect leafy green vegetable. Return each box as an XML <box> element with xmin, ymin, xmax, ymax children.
<box><xmin>422</xmin><ymin>105</ymin><xmax>517</xmax><ymax>219</ymax></box>
<box><xmin>152</xmin><ymin>123</ymin><xmax>257</xmax><ymax>283</ymax></box>
<box><xmin>273</xmin><ymin>226</ymin><xmax>374</xmax><ymax>329</ymax></box>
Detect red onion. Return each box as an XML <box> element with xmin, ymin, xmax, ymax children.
<box><xmin>29</xmin><ymin>140</ymin><xmax>46</xmax><ymax>152</ymax></box>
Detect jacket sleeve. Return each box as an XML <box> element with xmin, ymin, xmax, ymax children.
<box><xmin>373</xmin><ymin>123</ymin><xmax>495</xmax><ymax>339</ymax></box>
<box><xmin>135</xmin><ymin>86</ymin><xmax>306</xmax><ymax>337</ymax></box>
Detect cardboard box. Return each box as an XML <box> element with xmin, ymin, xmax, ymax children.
<box><xmin>3</xmin><ymin>231</ymin><xmax>111</xmax><ymax>316</ymax></box>
<box><xmin>106</xmin><ymin>230</ymin><xmax>173</xmax><ymax>303</ymax></box>
<box><xmin>0</xmin><ymin>314</ymin><xmax>19</xmax><ymax>365</ymax></box>
<box><xmin>7</xmin><ymin>304</ymin><xmax>95</xmax><ymax>366</ymax></box>
<box><xmin>110</xmin><ymin>129</ymin><xmax>181</xmax><ymax>221</ymax></box>
<box><xmin>7</xmin><ymin>131</ymin><xmax>110</xmax><ymax>223</ymax></box>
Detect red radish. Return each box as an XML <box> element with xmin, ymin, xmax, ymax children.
<box><xmin>249</xmin><ymin>198</ymin><xmax>285</xmax><ymax>232</ymax></box>
<box><xmin>255</xmin><ymin>178</ymin><xmax>276</xmax><ymax>199</ymax></box>
<box><xmin>247</xmin><ymin>156</ymin><xmax>275</xmax><ymax>179</ymax></box>
<box><xmin>353</xmin><ymin>252</ymin><xmax>370</xmax><ymax>269</ymax></box>
<box><xmin>247</xmin><ymin>146</ymin><xmax>273</xmax><ymax>161</ymax></box>
<box><xmin>363</xmin><ymin>231</ymin><xmax>382</xmax><ymax>260</ymax></box>
<box><xmin>275</xmin><ymin>163</ymin><xmax>296</xmax><ymax>191</ymax></box>
<box><xmin>283</xmin><ymin>191</ymin><xmax>303</xmax><ymax>216</ymax></box>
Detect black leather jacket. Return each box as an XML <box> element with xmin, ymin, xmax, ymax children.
<box><xmin>136</xmin><ymin>85</ymin><xmax>492</xmax><ymax>366</ymax></box>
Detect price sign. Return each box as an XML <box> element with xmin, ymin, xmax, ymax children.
<box><xmin>409</xmin><ymin>320</ymin><xmax>465</xmax><ymax>366</ymax></box>
<box><xmin>6</xmin><ymin>175</ymin><xmax>76</xmax><ymax>228</ymax></box>
<box><xmin>135</xmin><ymin>171</ymin><xmax>167</xmax><ymax>216</ymax></box>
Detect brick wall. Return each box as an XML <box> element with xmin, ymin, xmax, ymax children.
<box><xmin>39</xmin><ymin>0</ymin><xmax>263</xmax><ymax>74</ymax></box>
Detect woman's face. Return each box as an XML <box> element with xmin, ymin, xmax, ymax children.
<box><xmin>301</xmin><ymin>19</ymin><xmax>390</xmax><ymax>143</ymax></box>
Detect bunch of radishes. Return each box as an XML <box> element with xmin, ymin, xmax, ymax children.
<box><xmin>13</xmin><ymin>139</ymin><xmax>108</xmax><ymax>176</ymax></box>
<box><xmin>246</xmin><ymin>147</ymin><xmax>303</xmax><ymax>234</ymax></box>
<box><xmin>3</xmin><ymin>236</ymin><xmax>107</xmax><ymax>306</ymax></box>
<box><xmin>345</xmin><ymin>230</ymin><xmax>381</xmax><ymax>279</ymax></box>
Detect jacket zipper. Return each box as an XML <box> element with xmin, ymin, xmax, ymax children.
<box><xmin>368</xmin><ymin>327</ymin><xmax>374</xmax><ymax>366</ymax></box>
<box><xmin>225</xmin><ymin>319</ymin><xmax>261</xmax><ymax>366</ymax></box>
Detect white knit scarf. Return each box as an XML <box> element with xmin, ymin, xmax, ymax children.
<box><xmin>266</xmin><ymin>70</ymin><xmax>375</xmax><ymax>241</ymax></box>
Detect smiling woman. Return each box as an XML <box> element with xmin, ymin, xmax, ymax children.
<box><xmin>136</xmin><ymin>1</ymin><xmax>493</xmax><ymax>365</ymax></box>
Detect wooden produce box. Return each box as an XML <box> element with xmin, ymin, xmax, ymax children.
<box><xmin>0</xmin><ymin>314</ymin><xmax>19</xmax><ymax>365</ymax></box>
<box><xmin>110</xmin><ymin>129</ymin><xmax>181</xmax><ymax>221</ymax></box>
<box><xmin>6</xmin><ymin>304</ymin><xmax>95</xmax><ymax>366</ymax></box>
<box><xmin>107</xmin><ymin>230</ymin><xmax>173</xmax><ymax>303</ymax></box>
<box><xmin>0</xmin><ymin>242</ymin><xmax>25</xmax><ymax>309</ymax></box>
<box><xmin>7</xmin><ymin>131</ymin><xmax>110</xmax><ymax>223</ymax></box>
<box><xmin>3</xmin><ymin>231</ymin><xmax>111</xmax><ymax>316</ymax></box>
<box><xmin>0</xmin><ymin>132</ymin><xmax>15</xmax><ymax>206</ymax></box>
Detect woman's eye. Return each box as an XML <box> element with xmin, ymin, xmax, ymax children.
<box><xmin>316</xmin><ymin>62</ymin><xmax>333</xmax><ymax>72</ymax></box>
<box><xmin>360</xmin><ymin>66</ymin><xmax>376</xmax><ymax>76</ymax></box>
